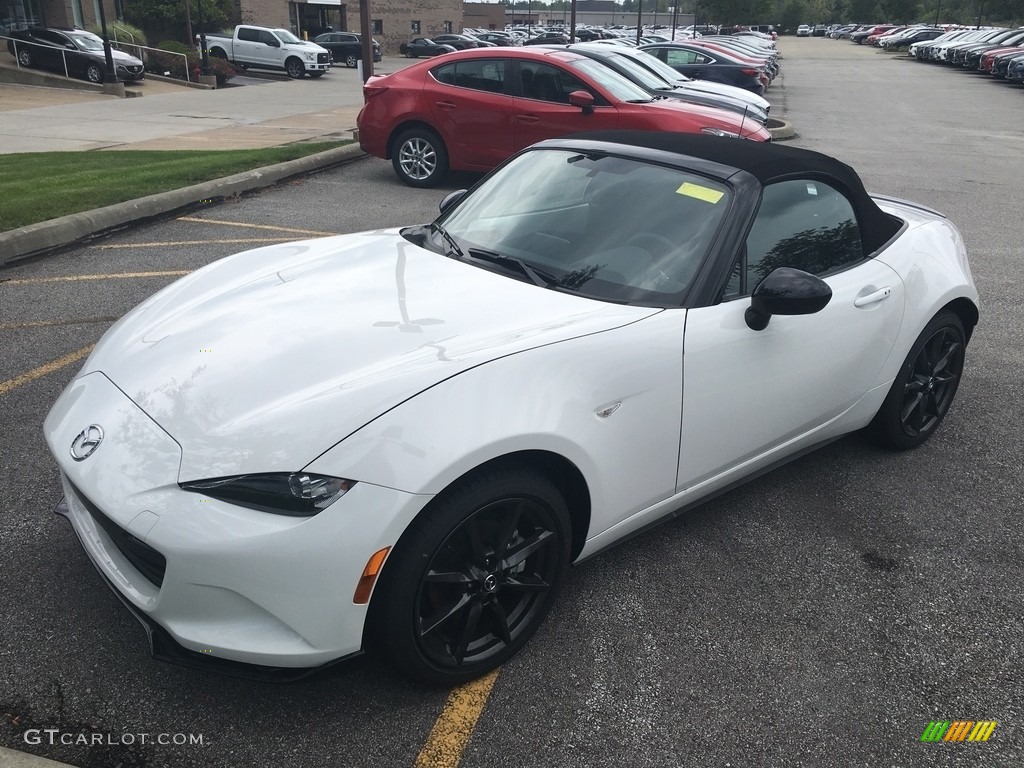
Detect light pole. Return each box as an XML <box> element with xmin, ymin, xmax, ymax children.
<box><xmin>196</xmin><ymin>0</ymin><xmax>212</xmax><ymax>76</ymax></box>
<box><xmin>95</xmin><ymin>0</ymin><xmax>117</xmax><ymax>84</ymax></box>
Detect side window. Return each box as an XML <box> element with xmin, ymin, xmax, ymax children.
<box><xmin>258</xmin><ymin>31</ymin><xmax>278</xmax><ymax>46</ymax></box>
<box><xmin>237</xmin><ymin>27</ymin><xmax>258</xmax><ymax>42</ymax></box>
<box><xmin>519</xmin><ymin>61</ymin><xmax>588</xmax><ymax>103</ymax></box>
<box><xmin>724</xmin><ymin>179</ymin><xmax>863</xmax><ymax>298</ymax></box>
<box><xmin>434</xmin><ymin>60</ymin><xmax>505</xmax><ymax>93</ymax></box>
<box><xmin>665</xmin><ymin>49</ymin><xmax>697</xmax><ymax>66</ymax></box>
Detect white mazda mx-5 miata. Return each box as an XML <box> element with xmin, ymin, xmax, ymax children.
<box><xmin>44</xmin><ymin>132</ymin><xmax>979</xmax><ymax>685</ymax></box>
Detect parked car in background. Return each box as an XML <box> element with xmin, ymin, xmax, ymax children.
<box><xmin>432</xmin><ymin>34</ymin><xmax>491</xmax><ymax>50</ymax></box>
<box><xmin>524</xmin><ymin>31</ymin><xmax>571</xmax><ymax>45</ymax></box>
<box><xmin>796</xmin><ymin>25</ymin><xmax>812</xmax><ymax>37</ymax></box>
<box><xmin>6</xmin><ymin>27</ymin><xmax>144</xmax><ymax>83</ymax></box>
<box><xmin>312</xmin><ymin>32</ymin><xmax>381</xmax><ymax>68</ymax></box>
<box><xmin>850</xmin><ymin>25</ymin><xmax>897</xmax><ymax>44</ymax></box>
<box><xmin>399</xmin><ymin>38</ymin><xmax>457</xmax><ymax>58</ymax></box>
<box><xmin>203</xmin><ymin>25</ymin><xmax>331</xmax><ymax>78</ymax></box>
<box><xmin>554</xmin><ymin>43</ymin><xmax>768</xmax><ymax>124</ymax></box>
<box><xmin>357</xmin><ymin>47</ymin><xmax>769</xmax><ymax>187</ymax></box>
<box><xmin>639</xmin><ymin>42</ymin><xmax>769</xmax><ymax>94</ymax></box>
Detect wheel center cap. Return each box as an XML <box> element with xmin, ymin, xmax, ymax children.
<box><xmin>482</xmin><ymin>574</ymin><xmax>499</xmax><ymax>593</ymax></box>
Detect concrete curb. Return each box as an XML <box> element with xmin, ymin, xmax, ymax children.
<box><xmin>0</xmin><ymin>143</ymin><xmax>365</xmax><ymax>266</ymax></box>
<box><xmin>768</xmin><ymin>118</ymin><xmax>796</xmax><ymax>141</ymax></box>
<box><xmin>0</xmin><ymin>745</ymin><xmax>76</xmax><ymax>767</ymax></box>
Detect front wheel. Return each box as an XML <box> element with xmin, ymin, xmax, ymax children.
<box><xmin>284</xmin><ymin>57</ymin><xmax>305</xmax><ymax>79</ymax></box>
<box><xmin>365</xmin><ymin>467</ymin><xmax>571</xmax><ymax>686</ymax></box>
<box><xmin>85</xmin><ymin>63</ymin><xmax>104</xmax><ymax>84</ymax></box>
<box><xmin>391</xmin><ymin>128</ymin><xmax>449</xmax><ymax>188</ymax></box>
<box><xmin>866</xmin><ymin>310</ymin><xmax>966</xmax><ymax>450</ymax></box>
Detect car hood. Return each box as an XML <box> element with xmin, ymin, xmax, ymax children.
<box><xmin>82</xmin><ymin>230</ymin><xmax>660</xmax><ymax>480</ymax></box>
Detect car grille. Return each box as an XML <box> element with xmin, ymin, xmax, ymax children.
<box><xmin>68</xmin><ymin>480</ymin><xmax>167</xmax><ymax>588</ymax></box>
<box><xmin>124</xmin><ymin>65</ymin><xmax>143</xmax><ymax>74</ymax></box>
<box><xmin>317</xmin><ymin>52</ymin><xmax>329</xmax><ymax>64</ymax></box>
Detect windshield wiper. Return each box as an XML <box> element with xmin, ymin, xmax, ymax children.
<box><xmin>466</xmin><ymin>248</ymin><xmax>554</xmax><ymax>288</ymax></box>
<box><xmin>430</xmin><ymin>222</ymin><xmax>464</xmax><ymax>259</ymax></box>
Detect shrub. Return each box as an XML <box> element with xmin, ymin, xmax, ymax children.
<box><xmin>87</xmin><ymin>21</ymin><xmax>148</xmax><ymax>47</ymax></box>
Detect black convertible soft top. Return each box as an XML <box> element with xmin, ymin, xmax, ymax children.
<box><xmin>561</xmin><ymin>131</ymin><xmax>904</xmax><ymax>255</ymax></box>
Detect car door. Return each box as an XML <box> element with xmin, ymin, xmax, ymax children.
<box><xmin>426</xmin><ymin>58</ymin><xmax>515</xmax><ymax>170</ymax></box>
<box><xmin>677</xmin><ymin>178</ymin><xmax>906</xmax><ymax>491</ymax></box>
<box><xmin>511</xmin><ymin>60</ymin><xmax>619</xmax><ymax>150</ymax></box>
<box><xmin>232</xmin><ymin>27</ymin><xmax>263</xmax><ymax>65</ymax></box>
<box><xmin>32</xmin><ymin>30</ymin><xmax>70</xmax><ymax>74</ymax></box>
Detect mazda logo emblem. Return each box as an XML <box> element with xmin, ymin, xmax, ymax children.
<box><xmin>70</xmin><ymin>425</ymin><xmax>104</xmax><ymax>461</ymax></box>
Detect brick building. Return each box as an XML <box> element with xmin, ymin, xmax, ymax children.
<box><xmin>2</xmin><ymin>0</ymin><xmax>118</xmax><ymax>33</ymax></box>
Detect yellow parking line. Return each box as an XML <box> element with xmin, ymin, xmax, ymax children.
<box><xmin>0</xmin><ymin>317</ymin><xmax>118</xmax><ymax>331</ymax></box>
<box><xmin>177</xmin><ymin>216</ymin><xmax>338</xmax><ymax>237</ymax></box>
<box><xmin>1</xmin><ymin>271</ymin><xmax>190</xmax><ymax>286</ymax></box>
<box><xmin>0</xmin><ymin>344</ymin><xmax>95</xmax><ymax>397</ymax></box>
<box><xmin>415</xmin><ymin>669</ymin><xmax>500</xmax><ymax>768</ymax></box>
<box><xmin>90</xmin><ymin>239</ymin><xmax>294</xmax><ymax>249</ymax></box>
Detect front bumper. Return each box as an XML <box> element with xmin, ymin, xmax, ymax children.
<box><xmin>44</xmin><ymin>371</ymin><xmax>432</xmax><ymax>674</ymax></box>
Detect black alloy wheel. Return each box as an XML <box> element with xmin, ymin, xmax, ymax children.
<box><xmin>366</xmin><ymin>467</ymin><xmax>570</xmax><ymax>685</ymax></box>
<box><xmin>868</xmin><ymin>310</ymin><xmax>966</xmax><ymax>450</ymax></box>
<box><xmin>285</xmin><ymin>57</ymin><xmax>305</xmax><ymax>78</ymax></box>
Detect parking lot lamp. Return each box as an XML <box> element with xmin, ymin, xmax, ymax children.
<box><xmin>95</xmin><ymin>0</ymin><xmax>117</xmax><ymax>84</ymax></box>
<box><xmin>196</xmin><ymin>0</ymin><xmax>212</xmax><ymax>76</ymax></box>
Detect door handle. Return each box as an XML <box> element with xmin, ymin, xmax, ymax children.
<box><xmin>516</xmin><ymin>115</ymin><xmax>539</xmax><ymax>123</ymax></box>
<box><xmin>435</xmin><ymin>101</ymin><xmax>457</xmax><ymax>110</ymax></box>
<box><xmin>854</xmin><ymin>286</ymin><xmax>892</xmax><ymax>307</ymax></box>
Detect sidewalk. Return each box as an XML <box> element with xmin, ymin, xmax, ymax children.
<box><xmin>0</xmin><ymin>62</ymin><xmax>379</xmax><ymax>264</ymax></box>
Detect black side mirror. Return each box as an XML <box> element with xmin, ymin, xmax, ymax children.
<box><xmin>438</xmin><ymin>189</ymin><xmax>467</xmax><ymax>214</ymax></box>
<box><xmin>568</xmin><ymin>90</ymin><xmax>594</xmax><ymax>114</ymax></box>
<box><xmin>745</xmin><ymin>267</ymin><xmax>832</xmax><ymax>331</ymax></box>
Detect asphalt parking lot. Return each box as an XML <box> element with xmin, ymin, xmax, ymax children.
<box><xmin>1</xmin><ymin>38</ymin><xmax>1023</xmax><ymax>768</ymax></box>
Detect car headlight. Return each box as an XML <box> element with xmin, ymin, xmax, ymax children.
<box><xmin>701</xmin><ymin>127</ymin><xmax>743</xmax><ymax>139</ymax></box>
<box><xmin>180</xmin><ymin>472</ymin><xmax>354</xmax><ymax>516</ymax></box>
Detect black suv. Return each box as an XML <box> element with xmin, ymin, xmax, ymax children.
<box><xmin>313</xmin><ymin>32</ymin><xmax>382</xmax><ymax>68</ymax></box>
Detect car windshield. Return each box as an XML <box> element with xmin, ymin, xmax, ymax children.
<box><xmin>69</xmin><ymin>33</ymin><xmax>104</xmax><ymax>51</ymax></box>
<box><xmin>423</xmin><ymin>148</ymin><xmax>732</xmax><ymax>305</ymax></box>
<box><xmin>567</xmin><ymin>58</ymin><xmax>653</xmax><ymax>102</ymax></box>
<box><xmin>619</xmin><ymin>47</ymin><xmax>694</xmax><ymax>83</ymax></box>
<box><xmin>275</xmin><ymin>29</ymin><xmax>304</xmax><ymax>44</ymax></box>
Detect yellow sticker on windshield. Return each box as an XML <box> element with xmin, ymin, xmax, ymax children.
<box><xmin>676</xmin><ymin>182</ymin><xmax>725</xmax><ymax>204</ymax></box>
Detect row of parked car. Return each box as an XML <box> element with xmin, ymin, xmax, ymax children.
<box><xmin>357</xmin><ymin>34</ymin><xmax>781</xmax><ymax>187</ymax></box>
<box><xmin>910</xmin><ymin>26</ymin><xmax>1024</xmax><ymax>84</ymax></box>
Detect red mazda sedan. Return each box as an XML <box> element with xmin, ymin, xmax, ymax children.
<box><xmin>357</xmin><ymin>47</ymin><xmax>771</xmax><ymax>187</ymax></box>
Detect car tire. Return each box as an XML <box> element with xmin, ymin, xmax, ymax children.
<box><xmin>866</xmin><ymin>310</ymin><xmax>966</xmax><ymax>450</ymax></box>
<box><xmin>391</xmin><ymin>127</ymin><xmax>449</xmax><ymax>188</ymax></box>
<box><xmin>17</xmin><ymin>47</ymin><xmax>32</xmax><ymax>68</ymax></box>
<box><xmin>85</xmin><ymin>63</ymin><xmax>104</xmax><ymax>84</ymax></box>
<box><xmin>345</xmin><ymin>54</ymin><xmax>357</xmax><ymax>68</ymax></box>
<box><xmin>284</xmin><ymin>57</ymin><xmax>305</xmax><ymax>78</ymax></box>
<box><xmin>405</xmin><ymin>50</ymin><xmax>417</xmax><ymax>58</ymax></box>
<box><xmin>365</xmin><ymin>465</ymin><xmax>571</xmax><ymax>686</ymax></box>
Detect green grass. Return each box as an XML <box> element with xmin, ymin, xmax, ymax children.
<box><xmin>0</xmin><ymin>143</ymin><xmax>348</xmax><ymax>231</ymax></box>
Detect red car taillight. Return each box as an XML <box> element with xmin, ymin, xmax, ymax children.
<box><xmin>741</xmin><ymin>68</ymin><xmax>759</xmax><ymax>76</ymax></box>
<box><xmin>363</xmin><ymin>82</ymin><xmax>388</xmax><ymax>100</ymax></box>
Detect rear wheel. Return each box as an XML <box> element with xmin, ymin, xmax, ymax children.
<box><xmin>17</xmin><ymin>47</ymin><xmax>33</xmax><ymax>68</ymax></box>
<box><xmin>366</xmin><ymin>466</ymin><xmax>571</xmax><ymax>686</ymax></box>
<box><xmin>284</xmin><ymin>57</ymin><xmax>304</xmax><ymax>79</ymax></box>
<box><xmin>391</xmin><ymin>127</ymin><xmax>449</xmax><ymax>188</ymax></box>
<box><xmin>345</xmin><ymin>54</ymin><xmax>358</xmax><ymax>68</ymax></box>
<box><xmin>867</xmin><ymin>310</ymin><xmax>966</xmax><ymax>450</ymax></box>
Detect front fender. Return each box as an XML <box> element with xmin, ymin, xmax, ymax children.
<box><xmin>305</xmin><ymin>309</ymin><xmax>687</xmax><ymax>543</ymax></box>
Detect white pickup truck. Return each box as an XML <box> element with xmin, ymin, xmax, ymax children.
<box><xmin>202</xmin><ymin>25</ymin><xmax>331</xmax><ymax>79</ymax></box>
